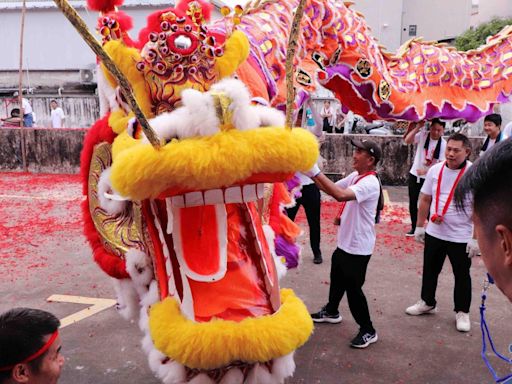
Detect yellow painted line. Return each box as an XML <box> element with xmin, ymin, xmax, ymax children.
<box><xmin>0</xmin><ymin>194</ymin><xmax>82</xmax><ymax>202</ymax></box>
<box><xmin>47</xmin><ymin>295</ymin><xmax>117</xmax><ymax>328</ymax></box>
<box><xmin>383</xmin><ymin>189</ymin><xmax>390</xmax><ymax>204</ymax></box>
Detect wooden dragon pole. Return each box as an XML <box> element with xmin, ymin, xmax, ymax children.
<box><xmin>53</xmin><ymin>0</ymin><xmax>161</xmax><ymax>148</ymax></box>
<box><xmin>285</xmin><ymin>0</ymin><xmax>307</xmax><ymax>129</ymax></box>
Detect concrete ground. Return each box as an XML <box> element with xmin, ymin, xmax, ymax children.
<box><xmin>0</xmin><ymin>173</ymin><xmax>511</xmax><ymax>384</ymax></box>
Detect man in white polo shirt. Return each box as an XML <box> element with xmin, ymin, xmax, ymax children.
<box><xmin>404</xmin><ymin>119</ymin><xmax>447</xmax><ymax>237</ymax></box>
<box><xmin>307</xmin><ymin>139</ymin><xmax>383</xmax><ymax>349</ymax></box>
<box><xmin>406</xmin><ymin>133</ymin><xmax>477</xmax><ymax>332</ymax></box>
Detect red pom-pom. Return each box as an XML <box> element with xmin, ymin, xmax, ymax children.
<box><xmin>175</xmin><ymin>0</ymin><xmax>212</xmax><ymax>22</ymax></box>
<box><xmin>87</xmin><ymin>0</ymin><xmax>123</xmax><ymax>13</ymax></box>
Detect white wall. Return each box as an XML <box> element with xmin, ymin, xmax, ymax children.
<box><xmin>470</xmin><ymin>0</ymin><xmax>512</xmax><ymax>27</ymax></box>
<box><xmin>352</xmin><ymin>0</ymin><xmax>404</xmax><ymax>52</ymax></box>
<box><xmin>0</xmin><ymin>5</ymin><xmax>178</xmax><ymax>71</ymax></box>
<box><xmin>401</xmin><ymin>0</ymin><xmax>471</xmax><ymax>43</ymax></box>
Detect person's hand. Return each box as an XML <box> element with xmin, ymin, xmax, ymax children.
<box><xmin>466</xmin><ymin>239</ymin><xmax>480</xmax><ymax>258</ymax></box>
<box><xmin>416</xmin><ymin>168</ymin><xmax>427</xmax><ymax>177</ymax></box>
<box><xmin>414</xmin><ymin>227</ymin><xmax>426</xmax><ymax>243</ymax></box>
<box><xmin>304</xmin><ymin>163</ymin><xmax>321</xmax><ymax>178</ymax></box>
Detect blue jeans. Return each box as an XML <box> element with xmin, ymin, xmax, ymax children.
<box><xmin>23</xmin><ymin>113</ymin><xmax>33</xmax><ymax>127</ymax></box>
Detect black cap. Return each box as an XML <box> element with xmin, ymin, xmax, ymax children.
<box><xmin>351</xmin><ymin>139</ymin><xmax>382</xmax><ymax>163</ymax></box>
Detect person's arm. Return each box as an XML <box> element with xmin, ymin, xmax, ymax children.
<box><xmin>311</xmin><ymin>173</ymin><xmax>356</xmax><ymax>202</ymax></box>
<box><xmin>404</xmin><ymin>123</ymin><xmax>421</xmax><ymax>145</ymax></box>
<box><xmin>416</xmin><ymin>193</ymin><xmax>432</xmax><ymax>228</ymax></box>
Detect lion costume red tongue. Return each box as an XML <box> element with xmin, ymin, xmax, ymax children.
<box><xmin>146</xmin><ymin>200</ymin><xmax>279</xmax><ymax>323</ymax></box>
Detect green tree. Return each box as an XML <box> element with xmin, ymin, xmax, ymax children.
<box><xmin>455</xmin><ymin>18</ymin><xmax>512</xmax><ymax>51</ymax></box>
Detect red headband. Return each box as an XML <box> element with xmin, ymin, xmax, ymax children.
<box><xmin>0</xmin><ymin>330</ymin><xmax>59</xmax><ymax>372</ymax></box>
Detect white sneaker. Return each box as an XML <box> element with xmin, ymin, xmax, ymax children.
<box><xmin>405</xmin><ymin>300</ymin><xmax>437</xmax><ymax>316</ymax></box>
<box><xmin>456</xmin><ymin>312</ymin><xmax>471</xmax><ymax>332</ymax></box>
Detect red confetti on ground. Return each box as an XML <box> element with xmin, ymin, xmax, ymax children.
<box><xmin>294</xmin><ymin>197</ymin><xmax>422</xmax><ymax>259</ymax></box>
<box><xmin>0</xmin><ymin>172</ymin><xmax>83</xmax><ymax>282</ymax></box>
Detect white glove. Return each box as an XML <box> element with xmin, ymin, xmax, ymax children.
<box><xmin>466</xmin><ymin>238</ymin><xmax>480</xmax><ymax>258</ymax></box>
<box><xmin>304</xmin><ymin>163</ymin><xmax>321</xmax><ymax>178</ymax></box>
<box><xmin>414</xmin><ymin>227</ymin><xmax>426</xmax><ymax>243</ymax></box>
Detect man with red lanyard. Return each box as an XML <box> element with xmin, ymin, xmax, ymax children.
<box><xmin>307</xmin><ymin>139</ymin><xmax>383</xmax><ymax>349</ymax></box>
<box><xmin>406</xmin><ymin>133</ymin><xmax>479</xmax><ymax>332</ymax></box>
<box><xmin>0</xmin><ymin>308</ymin><xmax>64</xmax><ymax>383</ymax></box>
<box><xmin>404</xmin><ymin>119</ymin><xmax>447</xmax><ymax>237</ymax></box>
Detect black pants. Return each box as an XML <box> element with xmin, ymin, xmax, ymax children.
<box><xmin>421</xmin><ymin>234</ymin><xmax>472</xmax><ymax>313</ymax></box>
<box><xmin>286</xmin><ymin>184</ymin><xmax>321</xmax><ymax>256</ymax></box>
<box><xmin>326</xmin><ymin>248</ymin><xmax>375</xmax><ymax>333</ymax></box>
<box><xmin>323</xmin><ymin>117</ymin><xmax>333</xmax><ymax>133</ymax></box>
<box><xmin>408</xmin><ymin>173</ymin><xmax>425</xmax><ymax>231</ymax></box>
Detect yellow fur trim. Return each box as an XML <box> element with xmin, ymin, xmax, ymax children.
<box><xmin>215</xmin><ymin>31</ymin><xmax>250</xmax><ymax>79</ymax></box>
<box><xmin>110</xmin><ymin>127</ymin><xmax>319</xmax><ymax>200</ymax></box>
<box><xmin>101</xmin><ymin>41</ymin><xmax>153</xmax><ymax>118</ymax></box>
<box><xmin>149</xmin><ymin>288</ymin><xmax>313</xmax><ymax>369</ymax></box>
<box><xmin>108</xmin><ymin>110</ymin><xmax>134</xmax><ymax>135</ymax></box>
<box><xmin>111</xmin><ymin>131</ymin><xmax>139</xmax><ymax>160</ymax></box>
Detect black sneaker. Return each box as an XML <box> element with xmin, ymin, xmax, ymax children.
<box><xmin>405</xmin><ymin>229</ymin><xmax>415</xmax><ymax>237</ymax></box>
<box><xmin>313</xmin><ymin>253</ymin><xmax>323</xmax><ymax>264</ymax></box>
<box><xmin>350</xmin><ymin>330</ymin><xmax>378</xmax><ymax>348</ymax></box>
<box><xmin>310</xmin><ymin>306</ymin><xmax>342</xmax><ymax>323</ymax></box>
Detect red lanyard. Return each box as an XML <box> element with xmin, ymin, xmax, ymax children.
<box><xmin>336</xmin><ymin>171</ymin><xmax>376</xmax><ymax>220</ymax></box>
<box><xmin>431</xmin><ymin>162</ymin><xmax>467</xmax><ymax>223</ymax></box>
<box><xmin>424</xmin><ymin>147</ymin><xmax>433</xmax><ymax>161</ymax></box>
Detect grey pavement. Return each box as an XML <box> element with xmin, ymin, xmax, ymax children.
<box><xmin>0</xmin><ymin>173</ymin><xmax>511</xmax><ymax>384</ymax></box>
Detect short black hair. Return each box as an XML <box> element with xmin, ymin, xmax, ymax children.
<box><xmin>50</xmin><ymin>99</ymin><xmax>58</xmax><ymax>104</ymax></box>
<box><xmin>430</xmin><ymin>118</ymin><xmax>446</xmax><ymax>128</ymax></box>
<box><xmin>484</xmin><ymin>113</ymin><xmax>502</xmax><ymax>127</ymax></box>
<box><xmin>10</xmin><ymin>108</ymin><xmax>20</xmax><ymax>118</ymax></box>
<box><xmin>0</xmin><ymin>308</ymin><xmax>60</xmax><ymax>381</ymax></box>
<box><xmin>447</xmin><ymin>132</ymin><xmax>471</xmax><ymax>149</ymax></box>
<box><xmin>455</xmin><ymin>138</ymin><xmax>512</xmax><ymax>236</ymax></box>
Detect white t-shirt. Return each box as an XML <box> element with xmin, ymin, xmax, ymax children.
<box><xmin>421</xmin><ymin>161</ymin><xmax>473</xmax><ymax>243</ymax></box>
<box><xmin>503</xmin><ymin>122</ymin><xmax>512</xmax><ymax>139</ymax></box>
<box><xmin>410</xmin><ymin>130</ymin><xmax>446</xmax><ymax>178</ymax></box>
<box><xmin>296</xmin><ymin>172</ymin><xmax>314</xmax><ymax>186</ymax></box>
<box><xmin>51</xmin><ymin>107</ymin><xmax>65</xmax><ymax>128</ymax></box>
<box><xmin>21</xmin><ymin>98</ymin><xmax>32</xmax><ymax>115</ymax></box>
<box><xmin>479</xmin><ymin>132</ymin><xmax>503</xmax><ymax>156</ymax></box>
<box><xmin>335</xmin><ymin>171</ymin><xmax>380</xmax><ymax>255</ymax></box>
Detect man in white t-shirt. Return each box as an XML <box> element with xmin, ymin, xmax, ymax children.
<box><xmin>13</xmin><ymin>92</ymin><xmax>34</xmax><ymax>127</ymax></box>
<box><xmin>307</xmin><ymin>139</ymin><xmax>383</xmax><ymax>349</ymax></box>
<box><xmin>404</xmin><ymin>119</ymin><xmax>447</xmax><ymax>237</ymax></box>
<box><xmin>50</xmin><ymin>100</ymin><xmax>66</xmax><ymax>128</ymax></box>
<box><xmin>406</xmin><ymin>133</ymin><xmax>477</xmax><ymax>332</ymax></box>
<box><xmin>320</xmin><ymin>100</ymin><xmax>335</xmax><ymax>133</ymax></box>
<box><xmin>287</xmin><ymin>171</ymin><xmax>322</xmax><ymax>264</ymax></box>
<box><xmin>479</xmin><ymin>113</ymin><xmax>504</xmax><ymax>156</ymax></box>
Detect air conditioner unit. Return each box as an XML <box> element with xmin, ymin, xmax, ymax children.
<box><xmin>79</xmin><ymin>69</ymin><xmax>96</xmax><ymax>84</ymax></box>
